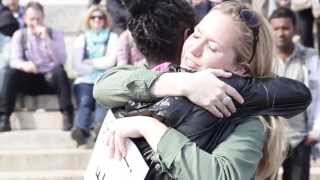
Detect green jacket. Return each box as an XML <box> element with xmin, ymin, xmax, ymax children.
<box><xmin>93</xmin><ymin>65</ymin><xmax>265</xmax><ymax>180</ymax></box>
<box><xmin>93</xmin><ymin>65</ymin><xmax>161</xmax><ymax>108</ymax></box>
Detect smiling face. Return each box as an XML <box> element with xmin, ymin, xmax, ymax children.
<box><xmin>24</xmin><ymin>7</ymin><xmax>44</xmax><ymax>32</ymax></box>
<box><xmin>180</xmin><ymin>10</ymin><xmax>244</xmax><ymax>74</ymax></box>
<box><xmin>88</xmin><ymin>10</ymin><xmax>106</xmax><ymax>31</ymax></box>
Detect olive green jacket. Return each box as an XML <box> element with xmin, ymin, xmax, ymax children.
<box><xmin>93</xmin><ymin>65</ymin><xmax>265</xmax><ymax>180</ymax></box>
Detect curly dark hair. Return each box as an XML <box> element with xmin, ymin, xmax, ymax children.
<box><xmin>122</xmin><ymin>0</ymin><xmax>196</xmax><ymax>65</ymax></box>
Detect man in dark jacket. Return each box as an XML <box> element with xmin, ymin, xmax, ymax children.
<box><xmin>0</xmin><ymin>0</ymin><xmax>19</xmax><ymax>36</ymax></box>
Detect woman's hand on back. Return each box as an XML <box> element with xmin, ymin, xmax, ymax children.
<box><xmin>152</xmin><ymin>69</ymin><xmax>244</xmax><ymax>118</ymax></box>
<box><xmin>182</xmin><ymin>69</ymin><xmax>244</xmax><ymax>118</ymax></box>
<box><xmin>106</xmin><ymin>116</ymin><xmax>168</xmax><ymax>160</ymax></box>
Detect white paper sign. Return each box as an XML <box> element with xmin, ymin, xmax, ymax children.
<box><xmin>84</xmin><ymin>110</ymin><xmax>149</xmax><ymax>180</ymax></box>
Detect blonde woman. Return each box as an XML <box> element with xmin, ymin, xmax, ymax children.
<box><xmin>94</xmin><ymin>1</ymin><xmax>310</xmax><ymax>179</ymax></box>
<box><xmin>71</xmin><ymin>5</ymin><xmax>118</xmax><ymax>147</ymax></box>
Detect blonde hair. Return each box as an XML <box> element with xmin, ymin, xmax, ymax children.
<box><xmin>214</xmin><ymin>1</ymin><xmax>288</xmax><ymax>179</ymax></box>
<box><xmin>256</xmin><ymin>117</ymin><xmax>288</xmax><ymax>179</ymax></box>
<box><xmin>83</xmin><ymin>5</ymin><xmax>112</xmax><ymax>30</ymax></box>
<box><xmin>214</xmin><ymin>1</ymin><xmax>276</xmax><ymax>77</ymax></box>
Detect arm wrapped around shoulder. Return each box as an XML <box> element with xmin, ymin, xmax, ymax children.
<box><xmin>222</xmin><ymin>75</ymin><xmax>312</xmax><ymax>119</ymax></box>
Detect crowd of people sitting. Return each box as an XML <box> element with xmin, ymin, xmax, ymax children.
<box><xmin>0</xmin><ymin>0</ymin><xmax>320</xmax><ymax>179</ymax></box>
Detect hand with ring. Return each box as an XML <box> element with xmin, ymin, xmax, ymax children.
<box><xmin>222</xmin><ymin>96</ymin><xmax>233</xmax><ymax>106</ymax></box>
<box><xmin>177</xmin><ymin>69</ymin><xmax>244</xmax><ymax>118</ymax></box>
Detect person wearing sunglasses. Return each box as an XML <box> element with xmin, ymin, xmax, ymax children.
<box><xmin>93</xmin><ymin>0</ymin><xmax>312</xmax><ymax>179</ymax></box>
<box><xmin>71</xmin><ymin>5</ymin><xmax>119</xmax><ymax>147</ymax></box>
<box><xmin>88</xmin><ymin>0</ymin><xmax>130</xmax><ymax>35</ymax></box>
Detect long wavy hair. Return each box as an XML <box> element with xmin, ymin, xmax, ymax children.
<box><xmin>213</xmin><ymin>1</ymin><xmax>288</xmax><ymax>179</ymax></box>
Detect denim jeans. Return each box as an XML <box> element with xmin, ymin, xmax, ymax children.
<box><xmin>74</xmin><ymin>83</ymin><xmax>107</xmax><ymax>135</ymax></box>
<box><xmin>0</xmin><ymin>65</ymin><xmax>73</xmax><ymax>115</ymax></box>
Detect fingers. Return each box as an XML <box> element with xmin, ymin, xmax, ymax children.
<box><xmin>224</xmin><ymin>85</ymin><xmax>244</xmax><ymax>104</ymax></box>
<box><xmin>215</xmin><ymin>100</ymin><xmax>232</xmax><ymax>117</ymax></box>
<box><xmin>207</xmin><ymin>68</ymin><xmax>232</xmax><ymax>78</ymax></box>
<box><xmin>224</xmin><ymin>98</ymin><xmax>236</xmax><ymax>113</ymax></box>
<box><xmin>206</xmin><ymin>92</ymin><xmax>239</xmax><ymax>118</ymax></box>
<box><xmin>113</xmin><ymin>135</ymin><xmax>122</xmax><ymax>160</ymax></box>
<box><xmin>106</xmin><ymin>130</ymin><xmax>128</xmax><ymax>160</ymax></box>
<box><xmin>206</xmin><ymin>105</ymin><xmax>223</xmax><ymax>118</ymax></box>
<box><xmin>114</xmin><ymin>134</ymin><xmax>128</xmax><ymax>159</ymax></box>
<box><xmin>206</xmin><ymin>68</ymin><xmax>244</xmax><ymax>104</ymax></box>
<box><xmin>106</xmin><ymin>131</ymin><xmax>115</xmax><ymax>158</ymax></box>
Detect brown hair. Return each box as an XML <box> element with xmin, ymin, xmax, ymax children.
<box><xmin>25</xmin><ymin>1</ymin><xmax>45</xmax><ymax>15</ymax></box>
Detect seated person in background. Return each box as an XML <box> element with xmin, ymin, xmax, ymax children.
<box><xmin>71</xmin><ymin>5</ymin><xmax>119</xmax><ymax>147</ymax></box>
<box><xmin>106</xmin><ymin>0</ymin><xmax>130</xmax><ymax>35</ymax></box>
<box><xmin>0</xmin><ymin>0</ymin><xmax>19</xmax><ymax>37</ymax></box>
<box><xmin>94</xmin><ymin>0</ymin><xmax>311</xmax><ymax>179</ymax></box>
<box><xmin>0</xmin><ymin>1</ymin><xmax>74</xmax><ymax>131</ymax></box>
<box><xmin>0</xmin><ymin>30</ymin><xmax>10</xmax><ymax>99</ymax></box>
<box><xmin>0</xmin><ymin>31</ymin><xmax>10</xmax><ymax>68</ymax></box>
<box><xmin>88</xmin><ymin>0</ymin><xmax>130</xmax><ymax>35</ymax></box>
<box><xmin>2</xmin><ymin>0</ymin><xmax>24</xmax><ymax>28</ymax></box>
<box><xmin>117</xmin><ymin>29</ymin><xmax>146</xmax><ymax>66</ymax></box>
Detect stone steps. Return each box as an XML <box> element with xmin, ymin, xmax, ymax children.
<box><xmin>1</xmin><ymin>110</ymin><xmax>90</xmax><ymax>180</ymax></box>
<box><xmin>0</xmin><ymin>170</ymin><xmax>84</xmax><ymax>180</ymax></box>
<box><xmin>0</xmin><ymin>130</ymin><xmax>76</xmax><ymax>150</ymax></box>
<box><xmin>15</xmin><ymin>95</ymin><xmax>59</xmax><ymax>111</ymax></box>
<box><xmin>10</xmin><ymin>111</ymin><xmax>63</xmax><ymax>130</ymax></box>
<box><xmin>0</xmin><ymin>1</ymin><xmax>94</xmax><ymax>179</ymax></box>
<box><xmin>0</xmin><ymin>149</ymin><xmax>91</xmax><ymax>171</ymax></box>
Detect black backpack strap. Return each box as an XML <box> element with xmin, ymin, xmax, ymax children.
<box><xmin>20</xmin><ymin>27</ymin><xmax>54</xmax><ymax>61</ymax></box>
<box><xmin>102</xmin><ymin>30</ymin><xmax>111</xmax><ymax>55</ymax></box>
<box><xmin>83</xmin><ymin>34</ymin><xmax>88</xmax><ymax>59</ymax></box>
<box><xmin>47</xmin><ymin>27</ymin><xmax>53</xmax><ymax>39</ymax></box>
<box><xmin>83</xmin><ymin>30</ymin><xmax>111</xmax><ymax>60</ymax></box>
<box><xmin>20</xmin><ymin>28</ymin><xmax>28</xmax><ymax>60</ymax></box>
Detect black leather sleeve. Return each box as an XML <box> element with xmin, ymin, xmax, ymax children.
<box><xmin>222</xmin><ymin>75</ymin><xmax>312</xmax><ymax>118</ymax></box>
<box><xmin>123</xmin><ymin>74</ymin><xmax>312</xmax><ymax>120</ymax></box>
<box><xmin>118</xmin><ymin>75</ymin><xmax>312</xmax><ymax>179</ymax></box>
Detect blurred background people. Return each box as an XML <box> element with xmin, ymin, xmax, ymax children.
<box><xmin>192</xmin><ymin>0</ymin><xmax>212</xmax><ymax>21</ymax></box>
<box><xmin>0</xmin><ymin>0</ymin><xmax>13</xmax><ymax>69</ymax></box>
<box><xmin>270</xmin><ymin>7</ymin><xmax>320</xmax><ymax>180</ymax></box>
<box><xmin>0</xmin><ymin>1</ymin><xmax>74</xmax><ymax>132</ymax></box>
<box><xmin>71</xmin><ymin>5</ymin><xmax>118</xmax><ymax>147</ymax></box>
<box><xmin>0</xmin><ymin>29</ymin><xmax>10</xmax><ymax>69</ymax></box>
<box><xmin>290</xmin><ymin>0</ymin><xmax>315</xmax><ymax>48</ymax></box>
<box><xmin>117</xmin><ymin>29</ymin><xmax>145</xmax><ymax>66</ymax></box>
<box><xmin>88</xmin><ymin>0</ymin><xmax>129</xmax><ymax>35</ymax></box>
<box><xmin>0</xmin><ymin>0</ymin><xmax>19</xmax><ymax>37</ymax></box>
<box><xmin>0</xmin><ymin>18</ymin><xmax>11</xmax><ymax>101</ymax></box>
<box><xmin>2</xmin><ymin>0</ymin><xmax>24</xmax><ymax>28</ymax></box>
